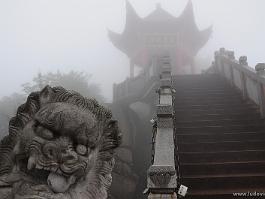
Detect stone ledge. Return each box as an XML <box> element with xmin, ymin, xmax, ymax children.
<box><xmin>157</xmin><ymin>118</ymin><xmax>173</xmax><ymax>128</ymax></box>
<box><xmin>159</xmin><ymin>88</ymin><xmax>172</xmax><ymax>95</ymax></box>
<box><xmin>161</xmin><ymin>72</ymin><xmax>171</xmax><ymax>79</ymax></box>
<box><xmin>160</xmin><ymin>79</ymin><xmax>171</xmax><ymax>88</ymax></box>
<box><xmin>147</xmin><ymin>165</ymin><xmax>177</xmax><ymax>189</ymax></box>
<box><xmin>148</xmin><ymin>165</ymin><xmax>175</xmax><ymax>176</ymax></box>
<box><xmin>148</xmin><ymin>193</ymin><xmax>177</xmax><ymax>199</ymax></box>
<box><xmin>156</xmin><ymin>105</ymin><xmax>173</xmax><ymax>117</ymax></box>
<box><xmin>161</xmin><ymin>65</ymin><xmax>172</xmax><ymax>73</ymax></box>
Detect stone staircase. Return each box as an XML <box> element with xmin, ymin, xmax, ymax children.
<box><xmin>173</xmin><ymin>74</ymin><xmax>265</xmax><ymax>198</ymax></box>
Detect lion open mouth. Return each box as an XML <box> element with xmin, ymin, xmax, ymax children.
<box><xmin>26</xmin><ymin>154</ymin><xmax>78</xmax><ymax>193</ymax></box>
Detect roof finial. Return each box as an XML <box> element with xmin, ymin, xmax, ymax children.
<box><xmin>180</xmin><ymin>0</ymin><xmax>195</xmax><ymax>21</ymax></box>
<box><xmin>156</xmin><ymin>3</ymin><xmax>162</xmax><ymax>9</ymax></box>
<box><xmin>125</xmin><ymin>0</ymin><xmax>140</xmax><ymax>21</ymax></box>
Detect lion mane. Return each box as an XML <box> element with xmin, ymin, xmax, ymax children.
<box><xmin>0</xmin><ymin>86</ymin><xmax>121</xmax><ymax>199</ymax></box>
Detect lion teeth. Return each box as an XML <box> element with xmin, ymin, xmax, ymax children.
<box><xmin>27</xmin><ymin>156</ymin><xmax>36</xmax><ymax>170</ymax></box>
<box><xmin>36</xmin><ymin>164</ymin><xmax>42</xmax><ymax>169</ymax></box>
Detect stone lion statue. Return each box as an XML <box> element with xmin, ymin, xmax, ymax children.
<box><xmin>0</xmin><ymin>85</ymin><xmax>122</xmax><ymax>199</ymax></box>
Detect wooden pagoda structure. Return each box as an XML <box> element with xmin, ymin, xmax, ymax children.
<box><xmin>109</xmin><ymin>0</ymin><xmax>212</xmax><ymax>76</ymax></box>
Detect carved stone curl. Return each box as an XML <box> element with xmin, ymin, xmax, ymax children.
<box><xmin>226</xmin><ymin>50</ymin><xmax>235</xmax><ymax>59</ymax></box>
<box><xmin>239</xmin><ymin>56</ymin><xmax>248</xmax><ymax>66</ymax></box>
<box><xmin>0</xmin><ymin>85</ymin><xmax>122</xmax><ymax>199</ymax></box>
<box><xmin>148</xmin><ymin>165</ymin><xmax>176</xmax><ymax>187</ymax></box>
<box><xmin>255</xmin><ymin>63</ymin><xmax>265</xmax><ymax>76</ymax></box>
<box><xmin>219</xmin><ymin>47</ymin><xmax>225</xmax><ymax>55</ymax></box>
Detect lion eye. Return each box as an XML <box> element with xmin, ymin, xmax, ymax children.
<box><xmin>76</xmin><ymin>144</ymin><xmax>87</xmax><ymax>155</ymax></box>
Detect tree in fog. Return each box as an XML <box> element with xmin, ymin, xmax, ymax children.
<box><xmin>0</xmin><ymin>93</ymin><xmax>25</xmax><ymax>137</ymax></box>
<box><xmin>0</xmin><ymin>70</ymin><xmax>105</xmax><ymax>137</ymax></box>
<box><xmin>22</xmin><ymin>71</ymin><xmax>105</xmax><ymax>102</ymax></box>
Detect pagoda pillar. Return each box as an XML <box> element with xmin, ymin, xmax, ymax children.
<box><xmin>130</xmin><ymin>59</ymin><xmax>135</xmax><ymax>78</ymax></box>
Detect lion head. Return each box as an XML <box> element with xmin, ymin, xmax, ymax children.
<box><xmin>0</xmin><ymin>86</ymin><xmax>121</xmax><ymax>199</ymax></box>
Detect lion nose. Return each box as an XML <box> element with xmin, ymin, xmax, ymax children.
<box><xmin>43</xmin><ymin>143</ymin><xmax>59</xmax><ymax>160</ymax></box>
<box><xmin>61</xmin><ymin>149</ymin><xmax>78</xmax><ymax>163</ymax></box>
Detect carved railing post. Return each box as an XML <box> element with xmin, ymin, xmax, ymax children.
<box><xmin>239</xmin><ymin>56</ymin><xmax>248</xmax><ymax>100</ymax></box>
<box><xmin>227</xmin><ymin>51</ymin><xmax>235</xmax><ymax>86</ymax></box>
<box><xmin>219</xmin><ymin>48</ymin><xmax>225</xmax><ymax>75</ymax></box>
<box><xmin>214</xmin><ymin>51</ymin><xmax>221</xmax><ymax>73</ymax></box>
<box><xmin>255</xmin><ymin>63</ymin><xmax>265</xmax><ymax>118</ymax></box>
<box><xmin>147</xmin><ymin>56</ymin><xmax>177</xmax><ymax>198</ymax></box>
<box><xmin>239</xmin><ymin>56</ymin><xmax>248</xmax><ymax>66</ymax></box>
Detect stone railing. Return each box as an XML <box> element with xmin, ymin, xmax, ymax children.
<box><xmin>113</xmin><ymin>58</ymin><xmax>161</xmax><ymax>102</ymax></box>
<box><xmin>215</xmin><ymin>48</ymin><xmax>265</xmax><ymax>117</ymax></box>
<box><xmin>146</xmin><ymin>56</ymin><xmax>177</xmax><ymax>198</ymax></box>
<box><xmin>113</xmin><ymin>73</ymin><xmax>149</xmax><ymax>101</ymax></box>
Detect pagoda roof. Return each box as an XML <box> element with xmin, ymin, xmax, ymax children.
<box><xmin>109</xmin><ymin>0</ymin><xmax>212</xmax><ymax>66</ymax></box>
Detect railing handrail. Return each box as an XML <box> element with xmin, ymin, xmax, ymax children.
<box><xmin>215</xmin><ymin>48</ymin><xmax>265</xmax><ymax>117</ymax></box>
<box><xmin>218</xmin><ymin>53</ymin><xmax>265</xmax><ymax>85</ymax></box>
<box><xmin>146</xmin><ymin>55</ymin><xmax>177</xmax><ymax>198</ymax></box>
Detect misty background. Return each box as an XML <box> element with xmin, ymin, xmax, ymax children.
<box><xmin>0</xmin><ymin>0</ymin><xmax>264</xmax><ymax>101</ymax></box>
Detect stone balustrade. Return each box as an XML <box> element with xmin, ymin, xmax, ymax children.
<box><xmin>113</xmin><ymin>58</ymin><xmax>161</xmax><ymax>102</ymax></box>
<box><xmin>147</xmin><ymin>56</ymin><xmax>177</xmax><ymax>198</ymax></box>
<box><xmin>215</xmin><ymin>48</ymin><xmax>265</xmax><ymax>117</ymax></box>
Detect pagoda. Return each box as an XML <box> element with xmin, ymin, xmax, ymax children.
<box><xmin>109</xmin><ymin>0</ymin><xmax>212</xmax><ymax>77</ymax></box>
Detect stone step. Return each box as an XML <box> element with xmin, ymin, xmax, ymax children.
<box><xmin>173</xmin><ymin>81</ymin><xmax>231</xmax><ymax>86</ymax></box>
<box><xmin>174</xmin><ymin>112</ymin><xmax>261</xmax><ymax>121</ymax></box>
<box><xmin>184</xmin><ymin>186</ymin><xmax>265</xmax><ymax>199</ymax></box>
<box><xmin>176</xmin><ymin>124</ymin><xmax>265</xmax><ymax>133</ymax></box>
<box><xmin>173</xmin><ymin>79</ymin><xmax>228</xmax><ymax>84</ymax></box>
<box><xmin>173</xmin><ymin>74</ymin><xmax>221</xmax><ymax>79</ymax></box>
<box><xmin>172</xmin><ymin>74</ymin><xmax>265</xmax><ymax>198</ymax></box>
<box><xmin>174</xmin><ymin>107</ymin><xmax>258</xmax><ymax>114</ymax></box>
<box><xmin>174</xmin><ymin>104</ymin><xmax>257</xmax><ymax>110</ymax></box>
<box><xmin>181</xmin><ymin>175</ymin><xmax>265</xmax><ymax>192</ymax></box>
<box><xmin>174</xmin><ymin>88</ymin><xmax>239</xmax><ymax>93</ymax></box>
<box><xmin>176</xmin><ymin>131</ymin><xmax>265</xmax><ymax>143</ymax></box>
<box><xmin>177</xmin><ymin>140</ymin><xmax>265</xmax><ymax>152</ymax></box>
<box><xmin>175</xmin><ymin>118</ymin><xmax>264</xmax><ymax>127</ymax></box>
<box><xmin>174</xmin><ymin>90</ymin><xmax>239</xmax><ymax>95</ymax></box>
<box><xmin>180</xmin><ymin>161</ymin><xmax>265</xmax><ymax>177</ymax></box>
<box><xmin>173</xmin><ymin>79</ymin><xmax>226</xmax><ymax>84</ymax></box>
<box><xmin>174</xmin><ymin>98</ymin><xmax>247</xmax><ymax>105</ymax></box>
<box><xmin>178</xmin><ymin>150</ymin><xmax>265</xmax><ymax>163</ymax></box>
<box><xmin>173</xmin><ymin>86</ymin><xmax>233</xmax><ymax>91</ymax></box>
<box><xmin>174</xmin><ymin>102</ymin><xmax>251</xmax><ymax>108</ymax></box>
<box><xmin>173</xmin><ymin>78</ymin><xmax>230</xmax><ymax>83</ymax></box>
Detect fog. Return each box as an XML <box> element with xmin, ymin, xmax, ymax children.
<box><xmin>0</xmin><ymin>0</ymin><xmax>264</xmax><ymax>101</ymax></box>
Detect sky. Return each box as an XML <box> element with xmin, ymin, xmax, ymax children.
<box><xmin>0</xmin><ymin>0</ymin><xmax>264</xmax><ymax>102</ymax></box>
